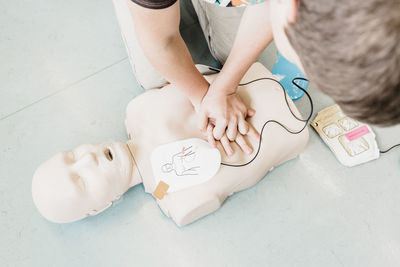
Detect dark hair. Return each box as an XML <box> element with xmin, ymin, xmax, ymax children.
<box><xmin>287</xmin><ymin>0</ymin><xmax>400</xmax><ymax>126</ymax></box>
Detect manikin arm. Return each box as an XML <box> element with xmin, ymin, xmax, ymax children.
<box><xmin>158</xmin><ymin>184</ymin><xmax>223</xmax><ymax>227</ymax></box>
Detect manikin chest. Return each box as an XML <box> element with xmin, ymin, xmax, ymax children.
<box><xmin>125</xmin><ymin>88</ymin><xmax>208</xmax><ymax>193</ymax></box>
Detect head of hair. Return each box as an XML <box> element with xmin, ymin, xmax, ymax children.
<box><xmin>287</xmin><ymin>0</ymin><xmax>400</xmax><ymax>125</ymax></box>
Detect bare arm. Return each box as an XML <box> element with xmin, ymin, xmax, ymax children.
<box><xmin>213</xmin><ymin>2</ymin><xmax>273</xmax><ymax>94</ymax></box>
<box><xmin>126</xmin><ymin>0</ymin><xmax>209</xmax><ymax>106</ymax></box>
<box><xmin>198</xmin><ymin>2</ymin><xmax>273</xmax><ymax>152</ymax></box>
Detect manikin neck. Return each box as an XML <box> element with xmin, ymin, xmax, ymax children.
<box><xmin>126</xmin><ymin>141</ymin><xmax>142</xmax><ymax>188</ymax></box>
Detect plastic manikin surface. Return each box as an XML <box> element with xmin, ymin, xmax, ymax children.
<box><xmin>125</xmin><ymin>62</ymin><xmax>309</xmax><ymax>226</ymax></box>
<box><xmin>32</xmin><ymin>62</ymin><xmax>309</xmax><ymax>227</ymax></box>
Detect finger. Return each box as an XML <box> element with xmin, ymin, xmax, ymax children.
<box><xmin>220</xmin><ymin>134</ymin><xmax>234</xmax><ymax>156</ymax></box>
<box><xmin>246</xmin><ymin>123</ymin><xmax>261</xmax><ymax>142</ymax></box>
<box><xmin>198</xmin><ymin>111</ymin><xmax>208</xmax><ymax>133</ymax></box>
<box><xmin>247</xmin><ymin>108</ymin><xmax>256</xmax><ymax>117</ymax></box>
<box><xmin>207</xmin><ymin>124</ymin><xmax>217</xmax><ymax>147</ymax></box>
<box><xmin>238</xmin><ymin>118</ymin><xmax>249</xmax><ymax>135</ymax></box>
<box><xmin>235</xmin><ymin>134</ymin><xmax>253</xmax><ymax>155</ymax></box>
<box><xmin>213</xmin><ymin>118</ymin><xmax>228</xmax><ymax>140</ymax></box>
<box><xmin>226</xmin><ymin>117</ymin><xmax>238</xmax><ymax>141</ymax></box>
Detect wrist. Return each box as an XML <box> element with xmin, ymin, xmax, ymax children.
<box><xmin>209</xmin><ymin>66</ymin><xmax>243</xmax><ymax>96</ymax></box>
<box><xmin>209</xmin><ymin>77</ymin><xmax>239</xmax><ymax>96</ymax></box>
<box><xmin>188</xmin><ymin>82</ymin><xmax>209</xmax><ymax>108</ymax></box>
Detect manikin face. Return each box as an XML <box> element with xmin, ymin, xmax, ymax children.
<box><xmin>269</xmin><ymin>0</ymin><xmax>304</xmax><ymax>71</ymax></box>
<box><xmin>32</xmin><ymin>142</ymin><xmax>134</xmax><ymax>223</ymax></box>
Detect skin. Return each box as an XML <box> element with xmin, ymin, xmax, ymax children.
<box><xmin>268</xmin><ymin>0</ymin><xmax>303</xmax><ymax>70</ymax></box>
<box><xmin>126</xmin><ymin>0</ymin><xmax>300</xmax><ymax>155</ymax></box>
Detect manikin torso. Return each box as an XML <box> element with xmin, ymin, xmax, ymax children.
<box><xmin>125</xmin><ymin>63</ymin><xmax>309</xmax><ymax>226</ymax></box>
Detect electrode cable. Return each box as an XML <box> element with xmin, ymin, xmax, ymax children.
<box><xmin>220</xmin><ymin>76</ymin><xmax>313</xmax><ymax>167</ymax></box>
<box><xmin>380</xmin><ymin>144</ymin><xmax>400</xmax><ymax>154</ymax></box>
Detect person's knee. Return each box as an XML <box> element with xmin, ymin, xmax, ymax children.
<box><xmin>202</xmin><ymin>5</ymin><xmax>245</xmax><ymax>64</ymax></box>
<box><xmin>133</xmin><ymin>67</ymin><xmax>167</xmax><ymax>90</ymax></box>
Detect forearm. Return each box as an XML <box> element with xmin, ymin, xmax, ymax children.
<box><xmin>139</xmin><ymin>32</ymin><xmax>209</xmax><ymax>105</ymax></box>
<box><xmin>211</xmin><ymin>2</ymin><xmax>273</xmax><ymax>94</ymax></box>
<box><xmin>127</xmin><ymin>0</ymin><xmax>208</xmax><ymax>106</ymax></box>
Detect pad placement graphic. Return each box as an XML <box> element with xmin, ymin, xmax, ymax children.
<box><xmin>151</xmin><ymin>138</ymin><xmax>221</xmax><ymax>193</ymax></box>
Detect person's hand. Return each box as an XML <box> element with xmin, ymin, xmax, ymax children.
<box><xmin>197</xmin><ymin>86</ymin><xmax>260</xmax><ymax>155</ymax></box>
<box><xmin>204</xmin><ymin>123</ymin><xmax>259</xmax><ymax>157</ymax></box>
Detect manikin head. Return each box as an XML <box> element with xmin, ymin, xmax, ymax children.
<box><xmin>32</xmin><ymin>142</ymin><xmax>140</xmax><ymax>223</ymax></box>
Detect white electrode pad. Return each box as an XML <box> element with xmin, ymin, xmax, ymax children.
<box><xmin>151</xmin><ymin>138</ymin><xmax>221</xmax><ymax>193</ymax></box>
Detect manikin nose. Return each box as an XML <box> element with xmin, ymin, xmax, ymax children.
<box><xmin>75</xmin><ymin>152</ymin><xmax>98</xmax><ymax>166</ymax></box>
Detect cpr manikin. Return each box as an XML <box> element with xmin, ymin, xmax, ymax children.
<box><xmin>32</xmin><ymin>63</ymin><xmax>309</xmax><ymax>227</ymax></box>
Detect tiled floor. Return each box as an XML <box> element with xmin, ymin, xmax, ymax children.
<box><xmin>1</xmin><ymin>1</ymin><xmax>399</xmax><ymax>267</ymax></box>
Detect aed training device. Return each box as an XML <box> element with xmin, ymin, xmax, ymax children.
<box><xmin>312</xmin><ymin>104</ymin><xmax>400</xmax><ymax>167</ymax></box>
<box><xmin>312</xmin><ymin>105</ymin><xmax>380</xmax><ymax>167</ymax></box>
<box><xmin>272</xmin><ymin>52</ymin><xmax>309</xmax><ymax>101</ymax></box>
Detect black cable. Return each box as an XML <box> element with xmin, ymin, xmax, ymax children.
<box><xmin>220</xmin><ymin>76</ymin><xmax>313</xmax><ymax>167</ymax></box>
<box><xmin>380</xmin><ymin>144</ymin><xmax>400</xmax><ymax>154</ymax></box>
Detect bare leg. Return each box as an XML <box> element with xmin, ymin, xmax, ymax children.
<box><xmin>190</xmin><ymin>0</ymin><xmax>278</xmax><ymax>69</ymax></box>
<box><xmin>112</xmin><ymin>0</ymin><xmax>167</xmax><ymax>90</ymax></box>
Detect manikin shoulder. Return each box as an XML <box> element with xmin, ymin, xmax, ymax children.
<box><xmin>126</xmin><ymin>86</ymin><xmax>188</xmax><ymax>120</ymax></box>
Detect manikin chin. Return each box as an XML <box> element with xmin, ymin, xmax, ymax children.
<box><xmin>32</xmin><ymin>63</ymin><xmax>309</xmax><ymax>227</ymax></box>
